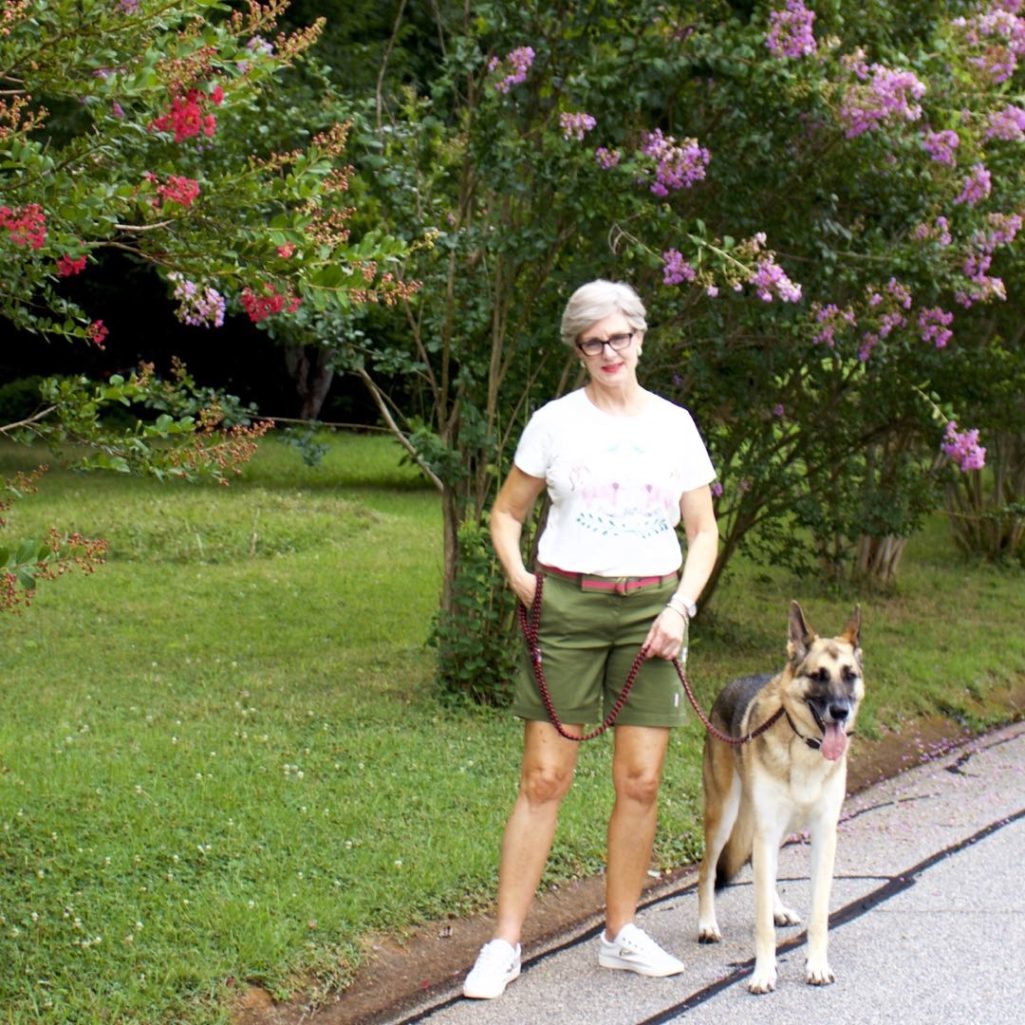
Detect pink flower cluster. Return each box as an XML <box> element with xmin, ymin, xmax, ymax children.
<box><xmin>954</xmin><ymin>162</ymin><xmax>992</xmax><ymax>206</ymax></box>
<box><xmin>942</xmin><ymin>421</ymin><xmax>986</xmax><ymax>471</ymax></box>
<box><xmin>594</xmin><ymin>146</ymin><xmax>621</xmax><ymax>169</ymax></box>
<box><xmin>662</xmin><ymin>249</ymin><xmax>697</xmax><ymax>286</ymax></box>
<box><xmin>918</xmin><ymin>306</ymin><xmax>954</xmax><ymax>348</ymax></box>
<box><xmin>985</xmin><ymin>103</ymin><xmax>1025</xmax><ymax>140</ymax></box>
<box><xmin>559</xmin><ymin>111</ymin><xmax>596</xmax><ymax>141</ymax></box>
<box><xmin>839</xmin><ymin>63</ymin><xmax>926</xmax><ymax>138</ymax></box>
<box><xmin>489</xmin><ymin>46</ymin><xmax>535</xmax><ymax>93</ymax></box>
<box><xmin>749</xmin><ymin>256</ymin><xmax>802</xmax><ymax>302</ymax></box>
<box><xmin>241</xmin><ymin>284</ymin><xmax>301</xmax><ymax>323</ymax></box>
<box><xmin>57</xmin><ymin>254</ymin><xmax>87</xmax><ymax>277</ymax></box>
<box><xmin>812</xmin><ymin>302</ymin><xmax>857</xmax><ymax>347</ymax></box>
<box><xmin>921</xmin><ymin>128</ymin><xmax>959</xmax><ymax>165</ymax></box>
<box><xmin>169</xmin><ymin>273</ymin><xmax>226</xmax><ymax>328</ymax></box>
<box><xmin>149</xmin><ymin>86</ymin><xmax>223</xmax><ymax>143</ymax></box>
<box><xmin>151</xmin><ymin>174</ymin><xmax>201</xmax><ymax>208</ymax></box>
<box><xmin>766</xmin><ymin>0</ymin><xmax>817</xmax><ymax>59</ymax></box>
<box><xmin>953</xmin><ymin>3</ymin><xmax>1025</xmax><ymax>83</ymax></box>
<box><xmin>640</xmin><ymin>129</ymin><xmax>710</xmax><ymax>195</ymax></box>
<box><xmin>0</xmin><ymin>202</ymin><xmax>46</xmax><ymax>249</ymax></box>
<box><xmin>87</xmin><ymin>319</ymin><xmax>108</xmax><ymax>349</ymax></box>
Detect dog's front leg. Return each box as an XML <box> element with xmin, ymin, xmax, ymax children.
<box><xmin>805</xmin><ymin>807</ymin><xmax>839</xmax><ymax>985</ymax></box>
<box><xmin>748</xmin><ymin>829</ymin><xmax>781</xmax><ymax>994</ymax></box>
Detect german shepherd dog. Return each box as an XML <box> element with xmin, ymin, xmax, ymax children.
<box><xmin>696</xmin><ymin>601</ymin><xmax>863</xmax><ymax>993</ymax></box>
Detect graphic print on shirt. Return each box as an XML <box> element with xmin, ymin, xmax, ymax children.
<box><xmin>564</xmin><ymin>440</ymin><xmax>681</xmax><ymax>539</ymax></box>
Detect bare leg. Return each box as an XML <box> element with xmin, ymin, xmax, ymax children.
<box><xmin>493</xmin><ymin>719</ymin><xmax>580</xmax><ymax>944</ymax></box>
<box><xmin>604</xmin><ymin>725</ymin><xmax>670</xmax><ymax>939</ymax></box>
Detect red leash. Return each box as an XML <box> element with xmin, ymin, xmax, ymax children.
<box><xmin>518</xmin><ymin>573</ymin><xmax>784</xmax><ymax>745</ymax></box>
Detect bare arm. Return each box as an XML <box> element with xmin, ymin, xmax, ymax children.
<box><xmin>490</xmin><ymin>465</ymin><xmax>548</xmax><ymax>607</ymax></box>
<box><xmin>643</xmin><ymin>483</ymin><xmax>719</xmax><ymax>660</ymax></box>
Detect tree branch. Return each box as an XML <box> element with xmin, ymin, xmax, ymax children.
<box><xmin>354</xmin><ymin>366</ymin><xmax>444</xmax><ymax>492</ymax></box>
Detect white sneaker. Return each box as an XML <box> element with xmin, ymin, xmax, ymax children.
<box><xmin>598</xmin><ymin>923</ymin><xmax>685</xmax><ymax>977</ymax></box>
<box><xmin>462</xmin><ymin>939</ymin><xmax>522</xmax><ymax>999</ymax></box>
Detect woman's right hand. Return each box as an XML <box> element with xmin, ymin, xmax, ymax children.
<box><xmin>511</xmin><ymin>569</ymin><xmax>538</xmax><ymax>608</ymax></box>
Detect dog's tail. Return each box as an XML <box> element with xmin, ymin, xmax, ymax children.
<box><xmin>714</xmin><ymin>809</ymin><xmax>754</xmax><ymax>889</ymax></box>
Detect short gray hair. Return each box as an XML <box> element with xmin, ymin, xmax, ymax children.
<box><xmin>560</xmin><ymin>279</ymin><xmax>648</xmax><ymax>348</ymax></box>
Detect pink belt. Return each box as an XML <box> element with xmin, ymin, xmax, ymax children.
<box><xmin>538</xmin><ymin>563</ymin><xmax>679</xmax><ymax>595</ymax></box>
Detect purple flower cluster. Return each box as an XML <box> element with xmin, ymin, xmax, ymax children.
<box><xmin>640</xmin><ymin>129</ymin><xmax>710</xmax><ymax>195</ymax></box>
<box><xmin>885</xmin><ymin>276</ymin><xmax>913</xmax><ymax>310</ymax></box>
<box><xmin>559</xmin><ymin>111</ymin><xmax>596</xmax><ymax>141</ymax></box>
<box><xmin>953</xmin><ymin>211</ymin><xmax>1022</xmax><ymax>306</ymax></box>
<box><xmin>662</xmin><ymin>249</ymin><xmax>697</xmax><ymax>286</ymax></box>
<box><xmin>858</xmin><ymin>332</ymin><xmax>880</xmax><ymax>362</ymax></box>
<box><xmin>912</xmin><ymin>215</ymin><xmax>952</xmax><ymax>246</ymax></box>
<box><xmin>766</xmin><ymin>0</ymin><xmax>817</xmax><ymax>59</ymax></box>
<box><xmin>918</xmin><ymin>306</ymin><xmax>954</xmax><ymax>348</ymax></box>
<box><xmin>169</xmin><ymin>273</ymin><xmax>226</xmax><ymax>328</ymax></box>
<box><xmin>839</xmin><ymin>63</ymin><xmax>926</xmax><ymax>138</ymax></box>
<box><xmin>594</xmin><ymin>146</ymin><xmax>621</xmax><ymax>169</ymax></box>
<box><xmin>953</xmin><ymin>5</ymin><xmax>1025</xmax><ymax>83</ymax></box>
<box><xmin>246</xmin><ymin>36</ymin><xmax>274</xmax><ymax>57</ymax></box>
<box><xmin>921</xmin><ymin>128</ymin><xmax>960</xmax><ymax>165</ymax></box>
<box><xmin>117</xmin><ymin>0</ymin><xmax>139</xmax><ymax>12</ymax></box>
<box><xmin>981</xmin><ymin>210</ymin><xmax>1023</xmax><ymax>247</ymax></box>
<box><xmin>942</xmin><ymin>421</ymin><xmax>986</xmax><ymax>471</ymax></box>
<box><xmin>749</xmin><ymin>257</ymin><xmax>802</xmax><ymax>302</ymax></box>
<box><xmin>489</xmin><ymin>46</ymin><xmax>535</xmax><ymax>93</ymax></box>
<box><xmin>954</xmin><ymin>162</ymin><xmax>992</xmax><ymax>206</ymax></box>
<box><xmin>956</xmin><ymin>250</ymin><xmax>1006</xmax><ymax>307</ymax></box>
<box><xmin>985</xmin><ymin>104</ymin><xmax>1025</xmax><ymax>140</ymax></box>
<box><xmin>812</xmin><ymin>303</ymin><xmax>858</xmax><ymax>347</ymax></box>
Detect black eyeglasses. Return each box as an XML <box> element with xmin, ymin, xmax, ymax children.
<box><xmin>575</xmin><ymin>332</ymin><xmax>635</xmax><ymax>357</ymax></box>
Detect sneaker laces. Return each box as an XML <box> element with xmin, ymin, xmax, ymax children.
<box><xmin>475</xmin><ymin>940</ymin><xmax>516</xmax><ymax>970</ymax></box>
<box><xmin>615</xmin><ymin>923</ymin><xmax>662</xmax><ymax>955</ymax></box>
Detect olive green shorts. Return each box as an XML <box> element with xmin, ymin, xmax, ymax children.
<box><xmin>512</xmin><ymin>570</ymin><xmax>688</xmax><ymax>729</ymax></box>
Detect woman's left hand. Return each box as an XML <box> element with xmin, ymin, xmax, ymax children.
<box><xmin>643</xmin><ymin>607</ymin><xmax>687</xmax><ymax>661</ymax></box>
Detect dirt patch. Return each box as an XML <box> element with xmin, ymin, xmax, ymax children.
<box><xmin>234</xmin><ymin>707</ymin><xmax>1022</xmax><ymax>1025</ymax></box>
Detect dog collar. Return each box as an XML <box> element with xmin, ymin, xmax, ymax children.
<box><xmin>783</xmin><ymin>708</ymin><xmax>822</xmax><ymax>751</ymax></box>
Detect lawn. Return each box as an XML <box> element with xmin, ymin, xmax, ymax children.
<box><xmin>1</xmin><ymin>433</ymin><xmax>1023</xmax><ymax>1024</ymax></box>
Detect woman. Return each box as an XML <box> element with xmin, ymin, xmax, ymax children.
<box><xmin>462</xmin><ymin>280</ymin><xmax>719</xmax><ymax>999</ymax></box>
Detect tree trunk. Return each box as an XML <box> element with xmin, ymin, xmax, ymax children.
<box><xmin>283</xmin><ymin>344</ymin><xmax>335</xmax><ymax>420</ymax></box>
<box><xmin>853</xmin><ymin>534</ymin><xmax>907</xmax><ymax>588</ymax></box>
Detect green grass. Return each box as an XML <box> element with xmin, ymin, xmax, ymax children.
<box><xmin>1</xmin><ymin>433</ymin><xmax>1023</xmax><ymax>1024</ymax></box>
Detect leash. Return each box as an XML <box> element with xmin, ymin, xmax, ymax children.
<box><xmin>517</xmin><ymin>573</ymin><xmax>785</xmax><ymax>745</ymax></box>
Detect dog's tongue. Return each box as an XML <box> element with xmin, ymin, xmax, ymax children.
<box><xmin>821</xmin><ymin>723</ymin><xmax>848</xmax><ymax>762</ymax></box>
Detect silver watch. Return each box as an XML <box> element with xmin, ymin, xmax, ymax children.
<box><xmin>667</xmin><ymin>595</ymin><xmax>697</xmax><ymax>619</ymax></box>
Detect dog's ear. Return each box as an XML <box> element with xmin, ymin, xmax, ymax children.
<box><xmin>841</xmin><ymin>605</ymin><xmax>862</xmax><ymax>650</ymax></box>
<box><xmin>787</xmin><ymin>600</ymin><xmax>816</xmax><ymax>663</ymax></box>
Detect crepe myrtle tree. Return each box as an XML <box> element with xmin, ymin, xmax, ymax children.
<box><xmin>628</xmin><ymin>0</ymin><xmax>1025</xmax><ymax>591</ymax></box>
<box><xmin>342</xmin><ymin>0</ymin><xmax>1025</xmax><ymax>701</ymax></box>
<box><xmin>0</xmin><ymin>0</ymin><xmax>414</xmax><ymax>609</ymax></box>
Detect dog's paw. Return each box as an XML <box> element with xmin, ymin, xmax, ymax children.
<box><xmin>805</xmin><ymin>958</ymin><xmax>835</xmax><ymax>986</ymax></box>
<box><xmin>772</xmin><ymin>894</ymin><xmax>801</xmax><ymax>927</ymax></box>
<box><xmin>747</xmin><ymin>967</ymin><xmax>777</xmax><ymax>994</ymax></box>
<box><xmin>697</xmin><ymin>922</ymin><xmax>722</xmax><ymax>944</ymax></box>
<box><xmin>773</xmin><ymin>907</ymin><xmax>801</xmax><ymax>927</ymax></box>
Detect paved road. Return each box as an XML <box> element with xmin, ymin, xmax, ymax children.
<box><xmin>383</xmin><ymin>722</ymin><xmax>1025</xmax><ymax>1025</ymax></box>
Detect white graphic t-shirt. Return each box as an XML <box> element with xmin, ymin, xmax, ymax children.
<box><xmin>514</xmin><ymin>389</ymin><xmax>717</xmax><ymax>576</ymax></box>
